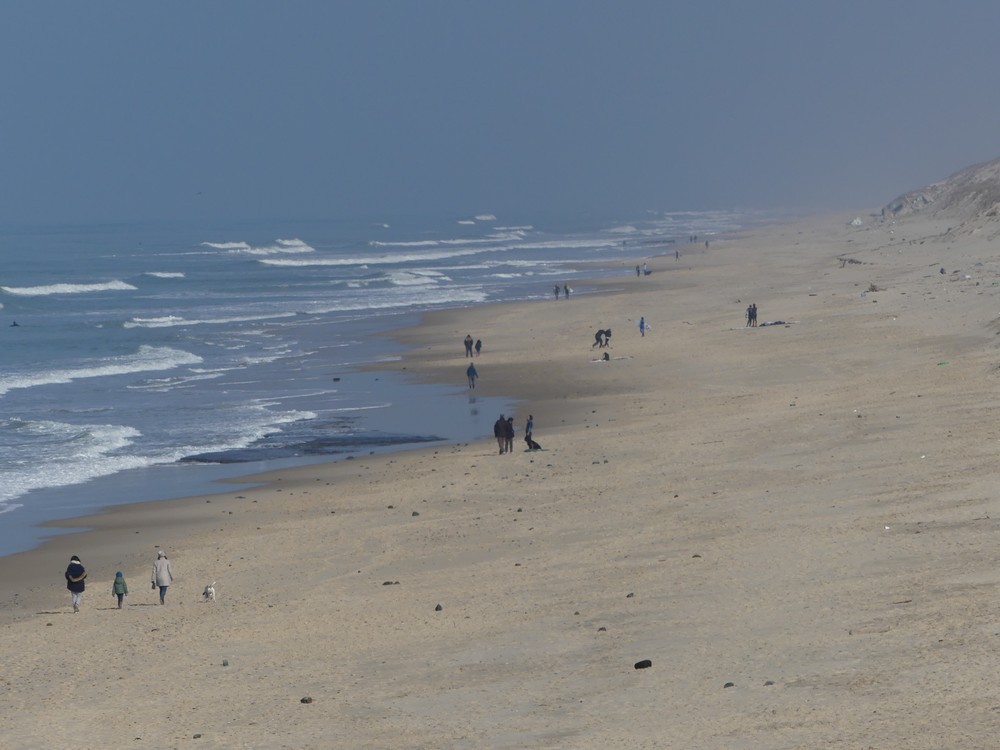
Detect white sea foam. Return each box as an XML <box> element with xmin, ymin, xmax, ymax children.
<box><xmin>201</xmin><ymin>241</ymin><xmax>250</xmax><ymax>250</ymax></box>
<box><xmin>202</xmin><ymin>238</ymin><xmax>315</xmax><ymax>256</ymax></box>
<box><xmin>260</xmin><ymin>247</ymin><xmax>493</xmax><ymax>267</ymax></box>
<box><xmin>1</xmin><ymin>280</ymin><xmax>138</xmax><ymax>296</ymax></box>
<box><xmin>475</xmin><ymin>214</ymin><xmax>497</xmax><ymax>221</ymax></box>
<box><xmin>0</xmin><ymin>346</ymin><xmax>203</xmax><ymax>396</ymax></box>
<box><xmin>457</xmin><ymin>220</ymin><xmax>476</xmax><ymax>225</ymax></box>
<box><xmin>124</xmin><ymin>312</ymin><xmax>296</xmax><ymax>328</ymax></box>
<box><xmin>387</xmin><ymin>270</ymin><xmax>448</xmax><ymax>287</ymax></box>
<box><xmin>0</xmin><ymin>419</ymin><xmax>147</xmax><ymax>504</ymax></box>
<box><xmin>144</xmin><ymin>271</ymin><xmax>186</xmax><ymax>278</ymax></box>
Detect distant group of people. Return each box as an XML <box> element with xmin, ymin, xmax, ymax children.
<box><xmin>635</xmin><ymin>262</ymin><xmax>650</xmax><ymax>277</ymax></box>
<box><xmin>553</xmin><ymin>284</ymin><xmax>571</xmax><ymax>299</ymax></box>
<box><xmin>493</xmin><ymin>413</ymin><xmax>540</xmax><ymax>454</ymax></box>
<box><xmin>464</xmin><ymin>334</ymin><xmax>483</xmax><ymax>388</ymax></box>
<box><xmin>63</xmin><ymin>549</ymin><xmax>174</xmax><ymax>612</ymax></box>
<box><xmin>745</xmin><ymin>303</ymin><xmax>758</xmax><ymax>327</ymax></box>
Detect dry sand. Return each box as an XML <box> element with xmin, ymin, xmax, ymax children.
<box><xmin>3</xmin><ymin>211</ymin><xmax>1000</xmax><ymax>748</ymax></box>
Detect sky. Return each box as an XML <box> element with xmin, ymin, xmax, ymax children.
<box><xmin>1</xmin><ymin>1</ymin><xmax>999</xmax><ymax>225</ymax></box>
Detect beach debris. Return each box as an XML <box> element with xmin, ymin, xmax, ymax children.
<box><xmin>598</xmin><ymin>626</ymin><xmax>607</xmax><ymax>632</ymax></box>
<box><xmin>626</xmin><ymin>592</ymin><xmax>635</xmax><ymax>598</ymax></box>
<box><xmin>634</xmin><ymin>659</ymin><xmax>652</xmax><ymax>670</ymax></box>
<box><xmin>382</xmin><ymin>581</ymin><xmax>399</xmax><ymax>586</ymax></box>
<box><xmin>300</xmin><ymin>696</ymin><xmax>313</xmax><ymax>704</ymax></box>
<box><xmin>723</xmin><ymin>682</ymin><xmax>735</xmax><ymax>688</ymax></box>
<box><xmin>412</xmin><ymin>511</ymin><xmax>419</xmax><ymax>516</ymax></box>
<box><xmin>435</xmin><ymin>604</ymin><xmax>443</xmax><ymax>611</ymax></box>
<box><xmin>692</xmin><ymin>554</ymin><xmax>702</xmax><ymax>558</ymax></box>
<box><xmin>763</xmin><ymin>680</ymin><xmax>775</xmax><ymax>686</ymax></box>
<box><xmin>222</xmin><ymin>659</ymin><xmax>229</xmax><ymax>667</ymax></box>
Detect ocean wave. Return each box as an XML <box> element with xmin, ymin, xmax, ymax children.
<box><xmin>0</xmin><ymin>345</ymin><xmax>203</xmax><ymax>396</ymax></box>
<box><xmin>144</xmin><ymin>271</ymin><xmax>186</xmax><ymax>278</ymax></box>
<box><xmin>0</xmin><ymin>419</ymin><xmax>147</xmax><ymax>504</ymax></box>
<box><xmin>1</xmin><ymin>280</ymin><xmax>138</xmax><ymax>296</ymax></box>
<box><xmin>124</xmin><ymin>312</ymin><xmax>296</xmax><ymax>328</ymax></box>
<box><xmin>387</xmin><ymin>270</ymin><xmax>448</xmax><ymax>287</ymax></box>
<box><xmin>475</xmin><ymin>214</ymin><xmax>497</xmax><ymax>221</ymax></box>
<box><xmin>260</xmin><ymin>247</ymin><xmax>494</xmax><ymax>267</ymax></box>
<box><xmin>368</xmin><ymin>232</ymin><xmax>521</xmax><ymax>249</ymax></box>
<box><xmin>305</xmin><ymin>287</ymin><xmax>487</xmax><ymax>314</ymax></box>
<box><xmin>203</xmin><ymin>238</ymin><xmax>315</xmax><ymax>256</ymax></box>
<box><xmin>126</xmin><ymin>371</ymin><xmax>226</xmax><ymax>392</ymax></box>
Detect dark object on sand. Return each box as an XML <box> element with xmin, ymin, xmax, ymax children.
<box><xmin>526</xmin><ymin>437</ymin><xmax>542</xmax><ymax>450</ymax></box>
<box><xmin>634</xmin><ymin>659</ymin><xmax>652</xmax><ymax>670</ymax></box>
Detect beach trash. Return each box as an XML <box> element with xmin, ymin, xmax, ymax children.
<box><xmin>634</xmin><ymin>659</ymin><xmax>652</xmax><ymax>670</ymax></box>
<box><xmin>301</xmin><ymin>696</ymin><xmax>313</xmax><ymax>704</ymax></box>
<box><xmin>222</xmin><ymin>659</ymin><xmax>229</xmax><ymax>667</ymax></box>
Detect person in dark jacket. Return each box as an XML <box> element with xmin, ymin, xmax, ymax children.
<box><xmin>504</xmin><ymin>417</ymin><xmax>515</xmax><ymax>454</ymax></box>
<box><xmin>494</xmin><ymin>414</ymin><xmax>506</xmax><ymax>455</ymax></box>
<box><xmin>65</xmin><ymin>555</ymin><xmax>87</xmax><ymax>613</ymax></box>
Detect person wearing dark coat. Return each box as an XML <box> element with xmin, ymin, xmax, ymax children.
<box><xmin>494</xmin><ymin>414</ymin><xmax>506</xmax><ymax>455</ymax></box>
<box><xmin>65</xmin><ymin>555</ymin><xmax>87</xmax><ymax>613</ymax></box>
<box><xmin>504</xmin><ymin>417</ymin><xmax>515</xmax><ymax>454</ymax></box>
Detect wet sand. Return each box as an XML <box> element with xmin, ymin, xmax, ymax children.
<box><xmin>3</xmin><ymin>212</ymin><xmax>1000</xmax><ymax>748</ymax></box>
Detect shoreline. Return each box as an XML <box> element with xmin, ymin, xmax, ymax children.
<box><xmin>0</xmin><ymin>253</ymin><xmax>674</xmax><ymax>622</ymax></box>
<box><xmin>9</xmin><ymin>210</ymin><xmax>1000</xmax><ymax>746</ymax></box>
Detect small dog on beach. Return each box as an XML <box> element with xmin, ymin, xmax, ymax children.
<box><xmin>202</xmin><ymin>582</ymin><xmax>216</xmax><ymax>602</ymax></box>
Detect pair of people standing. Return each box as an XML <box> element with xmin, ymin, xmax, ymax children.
<box><xmin>463</xmin><ymin>335</ymin><xmax>483</xmax><ymax>358</ymax></box>
<box><xmin>493</xmin><ymin>414</ymin><xmax>516</xmax><ymax>454</ymax></box>
<box><xmin>745</xmin><ymin>303</ymin><xmax>758</xmax><ymax>327</ymax></box>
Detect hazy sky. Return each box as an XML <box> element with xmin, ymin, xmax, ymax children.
<box><xmin>2</xmin><ymin>2</ymin><xmax>999</xmax><ymax>224</ymax></box>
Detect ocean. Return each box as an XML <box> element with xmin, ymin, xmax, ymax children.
<box><xmin>0</xmin><ymin>209</ymin><xmax>758</xmax><ymax>555</ymax></box>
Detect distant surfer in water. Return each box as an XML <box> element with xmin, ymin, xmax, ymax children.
<box><xmin>10</xmin><ymin>321</ymin><xmax>18</xmax><ymax>327</ymax></box>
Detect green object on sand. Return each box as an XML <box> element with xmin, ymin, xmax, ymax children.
<box><xmin>936</xmin><ymin>361</ymin><xmax>949</xmax><ymax>366</ymax></box>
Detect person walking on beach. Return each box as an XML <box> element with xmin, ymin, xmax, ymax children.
<box><xmin>750</xmin><ymin>303</ymin><xmax>758</xmax><ymax>327</ymax></box>
<box><xmin>463</xmin><ymin>334</ymin><xmax>474</xmax><ymax>357</ymax></box>
<box><xmin>466</xmin><ymin>362</ymin><xmax>478</xmax><ymax>389</ymax></box>
<box><xmin>474</xmin><ymin>339</ymin><xmax>482</xmax><ymax>356</ymax></box>
<box><xmin>151</xmin><ymin>550</ymin><xmax>173</xmax><ymax>605</ymax></box>
<box><xmin>504</xmin><ymin>416</ymin><xmax>515</xmax><ymax>454</ymax></box>
<box><xmin>636</xmin><ymin>264</ymin><xmax>641</xmax><ymax>277</ymax></box>
<box><xmin>65</xmin><ymin>555</ymin><xmax>87</xmax><ymax>613</ymax></box>
<box><xmin>745</xmin><ymin>304</ymin><xmax>753</xmax><ymax>327</ymax></box>
<box><xmin>112</xmin><ymin>571</ymin><xmax>129</xmax><ymax>609</ymax></box>
<box><xmin>494</xmin><ymin>414</ymin><xmax>506</xmax><ymax>454</ymax></box>
<box><xmin>563</xmin><ymin>284</ymin><xmax>570</xmax><ymax>299</ymax></box>
<box><xmin>638</xmin><ymin>317</ymin><xmax>647</xmax><ymax>337</ymax></box>
<box><xmin>553</xmin><ymin>284</ymin><xmax>560</xmax><ymax>300</ymax></box>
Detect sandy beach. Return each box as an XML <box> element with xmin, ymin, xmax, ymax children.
<box><xmin>4</xmin><ymin>208</ymin><xmax>1000</xmax><ymax>748</ymax></box>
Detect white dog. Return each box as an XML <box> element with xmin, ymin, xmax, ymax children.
<box><xmin>202</xmin><ymin>582</ymin><xmax>216</xmax><ymax>602</ymax></box>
